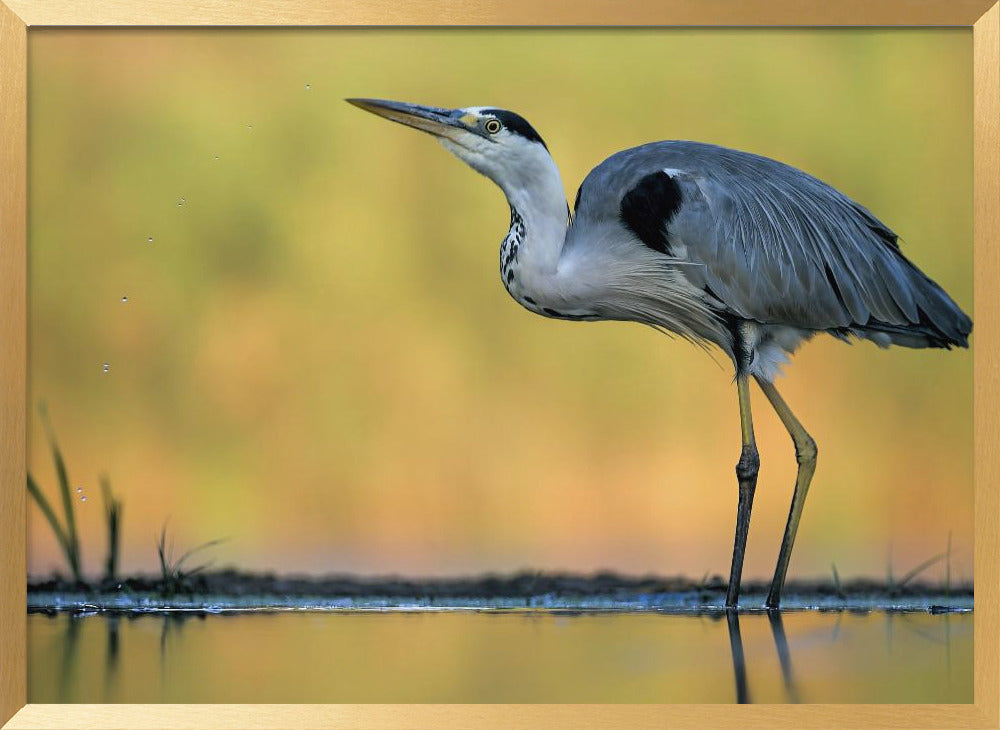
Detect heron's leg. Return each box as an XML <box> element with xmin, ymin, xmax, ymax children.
<box><xmin>726</xmin><ymin>375</ymin><xmax>759</xmax><ymax>608</ymax></box>
<box><xmin>754</xmin><ymin>377</ymin><xmax>818</xmax><ymax>609</ymax></box>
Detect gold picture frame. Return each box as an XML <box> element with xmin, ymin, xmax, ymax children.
<box><xmin>1</xmin><ymin>1</ymin><xmax>997</xmax><ymax>727</ymax></box>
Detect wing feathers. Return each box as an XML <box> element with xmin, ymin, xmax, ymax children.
<box><xmin>592</xmin><ymin>142</ymin><xmax>971</xmax><ymax>348</ymax></box>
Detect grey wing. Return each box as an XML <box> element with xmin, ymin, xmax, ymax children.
<box><xmin>588</xmin><ymin>142</ymin><xmax>971</xmax><ymax>348</ymax></box>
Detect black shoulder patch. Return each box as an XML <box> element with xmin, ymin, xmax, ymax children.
<box><xmin>482</xmin><ymin>109</ymin><xmax>547</xmax><ymax>150</ymax></box>
<box><xmin>619</xmin><ymin>171</ymin><xmax>683</xmax><ymax>256</ymax></box>
<box><xmin>573</xmin><ymin>184</ymin><xmax>583</xmax><ymax>212</ymax></box>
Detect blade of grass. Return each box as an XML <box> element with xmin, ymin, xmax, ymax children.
<box><xmin>830</xmin><ymin>563</ymin><xmax>845</xmax><ymax>600</ymax></box>
<box><xmin>156</xmin><ymin>524</ymin><xmax>171</xmax><ymax>584</ymax></box>
<box><xmin>173</xmin><ymin>538</ymin><xmax>226</xmax><ymax>574</ymax></box>
<box><xmin>895</xmin><ymin>552</ymin><xmax>947</xmax><ymax>591</ymax></box>
<box><xmin>886</xmin><ymin>540</ymin><xmax>894</xmax><ymax>593</ymax></box>
<box><xmin>100</xmin><ymin>475</ymin><xmax>122</xmax><ymax>583</ymax></box>
<box><xmin>39</xmin><ymin>405</ymin><xmax>80</xmax><ymax>581</ymax></box>
<box><xmin>945</xmin><ymin>531</ymin><xmax>952</xmax><ymax>597</ymax></box>
<box><xmin>183</xmin><ymin>561</ymin><xmax>215</xmax><ymax>578</ymax></box>
<box><xmin>26</xmin><ymin>472</ymin><xmax>75</xmax><ymax>574</ymax></box>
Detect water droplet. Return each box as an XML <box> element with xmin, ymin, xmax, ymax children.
<box><xmin>305</xmin><ymin>83</ymin><xmax>311</xmax><ymax>90</ymax></box>
<box><xmin>121</xmin><ymin>295</ymin><xmax>128</xmax><ymax>303</ymax></box>
<box><xmin>147</xmin><ymin>236</ymin><xmax>154</xmax><ymax>243</ymax></box>
<box><xmin>247</xmin><ymin>124</ymin><xmax>253</xmax><ymax>130</ymax></box>
<box><xmin>80</xmin><ymin>496</ymin><xmax>87</xmax><ymax>502</ymax></box>
<box><xmin>102</xmin><ymin>362</ymin><xmax>110</xmax><ymax>373</ymax></box>
<box><xmin>75</xmin><ymin>486</ymin><xmax>83</xmax><ymax>493</ymax></box>
<box><xmin>214</xmin><ymin>154</ymin><xmax>220</xmax><ymax>160</ymax></box>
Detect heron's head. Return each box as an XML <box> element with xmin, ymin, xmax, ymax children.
<box><xmin>347</xmin><ymin>98</ymin><xmax>554</xmax><ymax>194</ymax></box>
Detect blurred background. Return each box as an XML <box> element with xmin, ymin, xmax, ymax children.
<box><xmin>27</xmin><ymin>28</ymin><xmax>972</xmax><ymax>582</ymax></box>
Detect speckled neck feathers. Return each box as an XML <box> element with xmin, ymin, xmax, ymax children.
<box><xmin>500</xmin><ymin>206</ymin><xmax>525</xmax><ymax>293</ymax></box>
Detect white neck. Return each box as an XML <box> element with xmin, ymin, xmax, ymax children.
<box><xmin>496</xmin><ymin>152</ymin><xmax>568</xmax><ymax>275</ymax></box>
<box><xmin>442</xmin><ymin>134</ymin><xmax>573</xmax><ymax>311</ymax></box>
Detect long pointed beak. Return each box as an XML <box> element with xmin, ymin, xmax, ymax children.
<box><xmin>346</xmin><ymin>98</ymin><xmax>469</xmax><ymax>138</ymax></box>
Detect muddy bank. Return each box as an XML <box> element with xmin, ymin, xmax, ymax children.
<box><xmin>27</xmin><ymin>569</ymin><xmax>972</xmax><ymax>613</ymax></box>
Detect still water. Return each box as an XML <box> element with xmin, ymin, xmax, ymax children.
<box><xmin>29</xmin><ymin>610</ymin><xmax>970</xmax><ymax>703</ymax></box>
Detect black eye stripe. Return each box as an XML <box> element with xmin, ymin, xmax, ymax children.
<box><xmin>479</xmin><ymin>108</ymin><xmax>548</xmax><ymax>149</ymax></box>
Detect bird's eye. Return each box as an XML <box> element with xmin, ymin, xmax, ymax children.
<box><xmin>484</xmin><ymin>119</ymin><xmax>502</xmax><ymax>134</ymax></box>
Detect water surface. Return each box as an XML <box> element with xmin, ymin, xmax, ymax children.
<box><xmin>28</xmin><ymin>610</ymin><xmax>970</xmax><ymax>703</ymax></box>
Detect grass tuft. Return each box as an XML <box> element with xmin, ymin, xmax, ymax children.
<box><xmin>26</xmin><ymin>473</ymin><xmax>78</xmax><ymax>582</ymax></box>
<box><xmin>156</xmin><ymin>523</ymin><xmax>225</xmax><ymax>596</ymax></box>
<box><xmin>27</xmin><ymin>405</ymin><xmax>82</xmax><ymax>584</ymax></box>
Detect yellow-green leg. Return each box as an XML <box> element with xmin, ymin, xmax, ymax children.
<box><xmin>726</xmin><ymin>375</ymin><xmax>760</xmax><ymax>608</ymax></box>
<box><xmin>755</xmin><ymin>377</ymin><xmax>818</xmax><ymax>609</ymax></box>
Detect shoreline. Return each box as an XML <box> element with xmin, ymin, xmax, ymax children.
<box><xmin>27</xmin><ymin>569</ymin><xmax>973</xmax><ymax>614</ymax></box>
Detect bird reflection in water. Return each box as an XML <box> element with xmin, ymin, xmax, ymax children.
<box><xmin>725</xmin><ymin>609</ymin><xmax>800</xmax><ymax>704</ymax></box>
<box><xmin>35</xmin><ymin>607</ymin><xmax>964</xmax><ymax>704</ymax></box>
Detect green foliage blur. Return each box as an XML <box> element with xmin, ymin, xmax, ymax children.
<box><xmin>28</xmin><ymin>29</ymin><xmax>972</xmax><ymax>581</ymax></box>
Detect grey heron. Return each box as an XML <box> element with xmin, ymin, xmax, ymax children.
<box><xmin>347</xmin><ymin>98</ymin><xmax>972</xmax><ymax>608</ymax></box>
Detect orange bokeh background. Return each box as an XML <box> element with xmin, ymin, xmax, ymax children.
<box><xmin>27</xmin><ymin>28</ymin><xmax>972</xmax><ymax>582</ymax></box>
